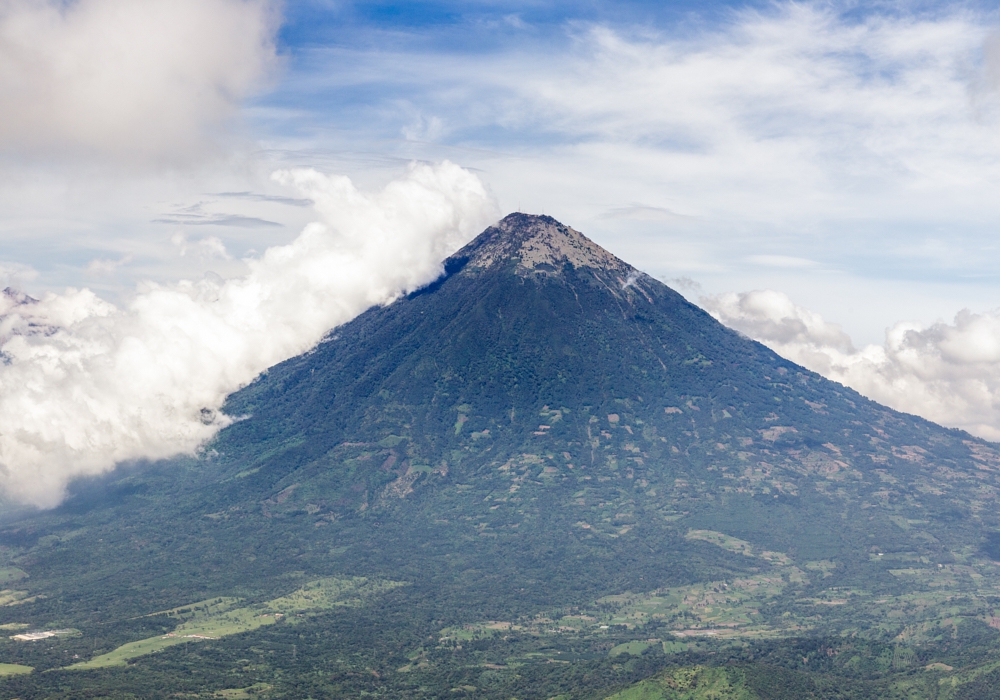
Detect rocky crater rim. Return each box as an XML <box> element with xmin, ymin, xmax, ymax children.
<box><xmin>456</xmin><ymin>213</ymin><xmax>634</xmax><ymax>276</ymax></box>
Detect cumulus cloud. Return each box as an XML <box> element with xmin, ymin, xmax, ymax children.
<box><xmin>170</xmin><ymin>233</ymin><xmax>231</xmax><ymax>260</ymax></box>
<box><xmin>0</xmin><ymin>0</ymin><xmax>279</xmax><ymax>163</ymax></box>
<box><xmin>0</xmin><ymin>161</ymin><xmax>497</xmax><ymax>507</ymax></box>
<box><xmin>86</xmin><ymin>255</ymin><xmax>132</xmax><ymax>276</ymax></box>
<box><xmin>705</xmin><ymin>290</ymin><xmax>1000</xmax><ymax>441</ymax></box>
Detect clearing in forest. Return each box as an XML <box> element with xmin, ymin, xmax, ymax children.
<box><xmin>66</xmin><ymin>576</ymin><xmax>405</xmax><ymax>669</ymax></box>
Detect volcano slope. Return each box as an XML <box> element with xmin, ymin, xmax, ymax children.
<box><xmin>3</xmin><ymin>214</ymin><xmax>1000</xmax><ymax>698</ymax></box>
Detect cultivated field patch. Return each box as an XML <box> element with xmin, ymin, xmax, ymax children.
<box><xmin>67</xmin><ymin>576</ymin><xmax>405</xmax><ymax>669</ymax></box>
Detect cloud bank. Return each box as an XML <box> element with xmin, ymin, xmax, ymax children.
<box><xmin>0</xmin><ymin>161</ymin><xmax>496</xmax><ymax>507</ymax></box>
<box><xmin>0</xmin><ymin>0</ymin><xmax>279</xmax><ymax>163</ymax></box>
<box><xmin>705</xmin><ymin>290</ymin><xmax>1000</xmax><ymax>442</ymax></box>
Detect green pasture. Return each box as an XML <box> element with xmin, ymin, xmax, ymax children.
<box><xmin>66</xmin><ymin>576</ymin><xmax>404</xmax><ymax>669</ymax></box>
<box><xmin>0</xmin><ymin>568</ymin><xmax>27</xmax><ymax>585</ymax></box>
<box><xmin>211</xmin><ymin>683</ymin><xmax>272</xmax><ymax>698</ymax></box>
<box><xmin>609</xmin><ymin>641</ymin><xmax>658</xmax><ymax>657</ymax></box>
<box><xmin>67</xmin><ymin>634</ymin><xmax>195</xmax><ymax>669</ymax></box>
<box><xmin>603</xmin><ymin>667</ymin><xmax>754</xmax><ymax>700</ymax></box>
<box><xmin>0</xmin><ymin>663</ymin><xmax>32</xmax><ymax>676</ymax></box>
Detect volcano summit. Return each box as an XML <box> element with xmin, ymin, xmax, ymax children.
<box><xmin>3</xmin><ymin>214</ymin><xmax>1000</xmax><ymax>698</ymax></box>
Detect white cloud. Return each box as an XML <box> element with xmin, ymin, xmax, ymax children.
<box><xmin>0</xmin><ymin>0</ymin><xmax>279</xmax><ymax>164</ymax></box>
<box><xmin>401</xmin><ymin>113</ymin><xmax>446</xmax><ymax>142</ymax></box>
<box><xmin>597</xmin><ymin>205</ymin><xmax>695</xmax><ymax>223</ymax></box>
<box><xmin>704</xmin><ymin>289</ymin><xmax>1000</xmax><ymax>441</ymax></box>
<box><xmin>0</xmin><ymin>161</ymin><xmax>497</xmax><ymax>507</ymax></box>
<box><xmin>171</xmin><ymin>233</ymin><xmax>231</xmax><ymax>260</ymax></box>
<box><xmin>518</xmin><ymin>8</ymin><xmax>1000</xmax><ymax>227</ymax></box>
<box><xmin>746</xmin><ymin>255</ymin><xmax>819</xmax><ymax>269</ymax></box>
<box><xmin>0</xmin><ymin>262</ymin><xmax>39</xmax><ymax>288</ymax></box>
<box><xmin>86</xmin><ymin>254</ymin><xmax>132</xmax><ymax>276</ymax></box>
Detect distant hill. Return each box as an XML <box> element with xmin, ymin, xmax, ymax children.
<box><xmin>2</xmin><ymin>213</ymin><xmax>1000</xmax><ymax>699</ymax></box>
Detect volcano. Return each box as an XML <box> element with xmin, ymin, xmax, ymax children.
<box><xmin>4</xmin><ymin>213</ymin><xmax>1000</xmax><ymax>698</ymax></box>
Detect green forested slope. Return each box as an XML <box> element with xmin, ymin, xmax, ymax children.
<box><xmin>0</xmin><ymin>214</ymin><xmax>999</xmax><ymax>698</ymax></box>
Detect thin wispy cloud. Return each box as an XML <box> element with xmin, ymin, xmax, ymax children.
<box><xmin>747</xmin><ymin>255</ymin><xmax>820</xmax><ymax>269</ymax></box>
<box><xmin>155</xmin><ymin>215</ymin><xmax>283</xmax><ymax>229</ymax></box>
<box><xmin>214</xmin><ymin>192</ymin><xmax>313</xmax><ymax>207</ymax></box>
<box><xmin>86</xmin><ymin>255</ymin><xmax>133</xmax><ymax>276</ymax></box>
<box><xmin>278</xmin><ymin>4</ymin><xmax>1000</xmax><ymax>281</ymax></box>
<box><xmin>597</xmin><ymin>206</ymin><xmax>696</xmax><ymax>223</ymax></box>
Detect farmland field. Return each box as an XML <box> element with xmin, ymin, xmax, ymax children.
<box><xmin>67</xmin><ymin>577</ymin><xmax>404</xmax><ymax>669</ymax></box>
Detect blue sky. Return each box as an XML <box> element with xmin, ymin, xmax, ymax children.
<box><xmin>277</xmin><ymin>1</ymin><xmax>762</xmax><ymax>44</ymax></box>
<box><xmin>275</xmin><ymin>0</ymin><xmax>979</xmax><ymax>44</ymax></box>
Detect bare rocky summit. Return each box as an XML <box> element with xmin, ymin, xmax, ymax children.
<box><xmin>455</xmin><ymin>212</ymin><xmax>634</xmax><ymax>278</ymax></box>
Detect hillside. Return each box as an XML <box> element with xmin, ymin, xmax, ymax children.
<box><xmin>0</xmin><ymin>213</ymin><xmax>1000</xmax><ymax>698</ymax></box>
